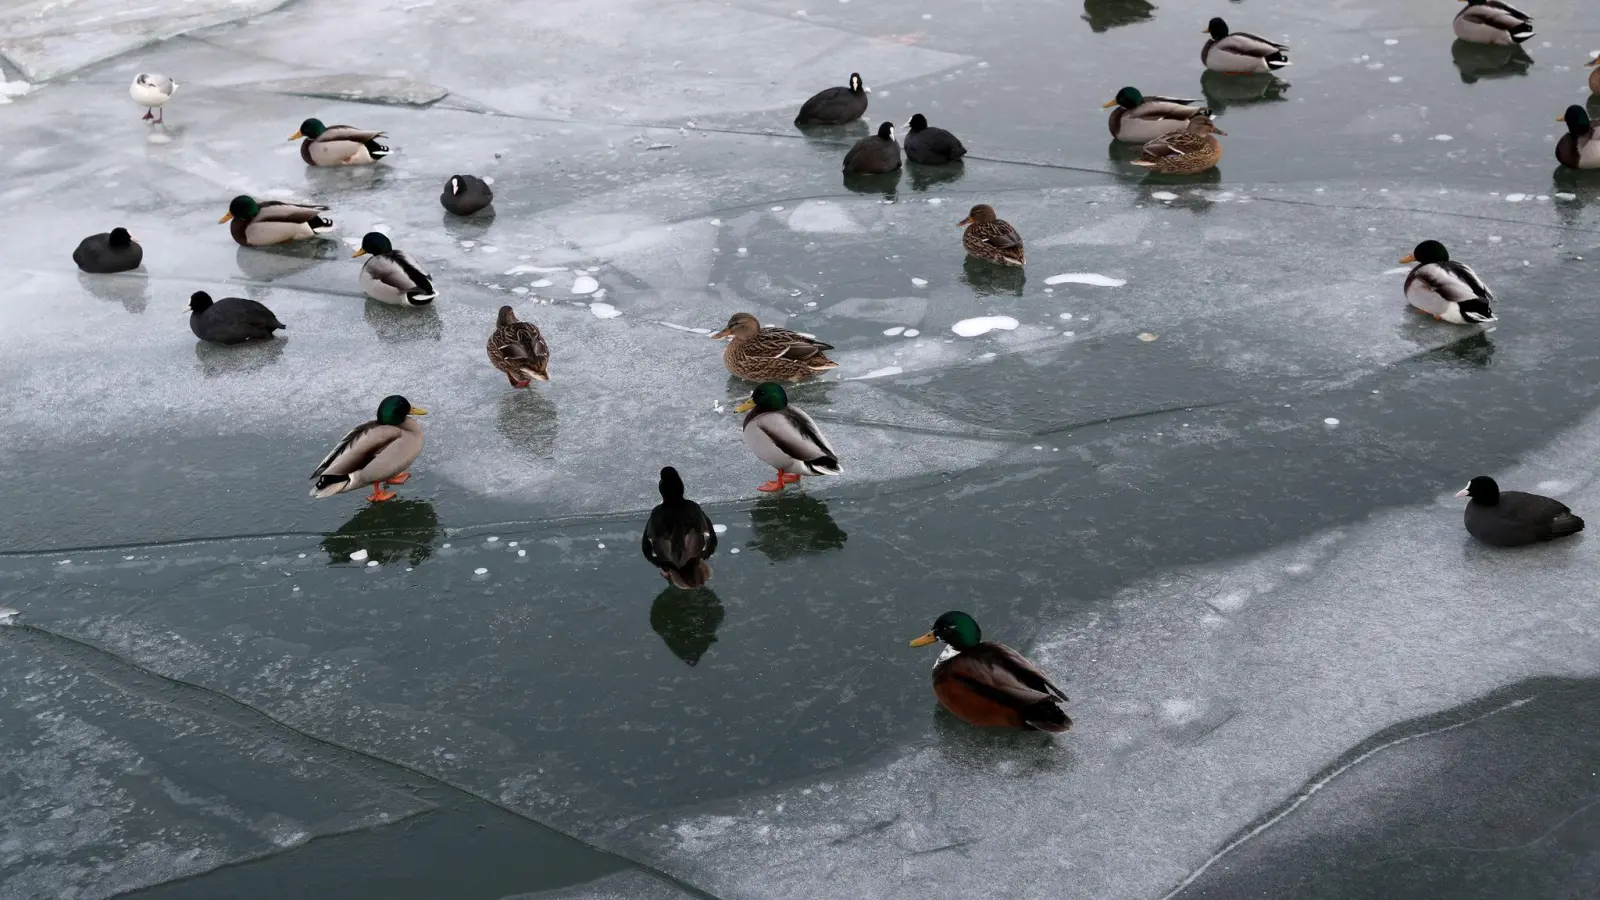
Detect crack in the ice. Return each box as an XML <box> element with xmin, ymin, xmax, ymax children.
<box><xmin>1157</xmin><ymin>694</ymin><xmax>1540</xmax><ymax>900</ymax></box>
<box><xmin>2</xmin><ymin>621</ymin><xmax>725</xmax><ymax>900</ymax></box>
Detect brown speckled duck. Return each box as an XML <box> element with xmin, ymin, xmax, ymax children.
<box><xmin>486</xmin><ymin>306</ymin><xmax>550</xmax><ymax>387</ymax></box>
<box><xmin>1589</xmin><ymin>57</ymin><xmax>1600</xmax><ymax>95</ymax></box>
<box><xmin>1131</xmin><ymin>112</ymin><xmax>1226</xmax><ymax>174</ymax></box>
<box><xmin>710</xmin><ymin>313</ymin><xmax>838</xmax><ymax>383</ymax></box>
<box><xmin>959</xmin><ymin>204</ymin><xmax>1024</xmax><ymax>267</ymax></box>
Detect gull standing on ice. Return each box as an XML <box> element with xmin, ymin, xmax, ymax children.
<box><xmin>130</xmin><ymin>73</ymin><xmax>177</xmax><ymax>123</ymax></box>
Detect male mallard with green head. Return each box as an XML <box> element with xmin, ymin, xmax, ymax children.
<box><xmin>220</xmin><ymin>195</ymin><xmax>334</xmax><ymax>247</ymax></box>
<box><xmin>310</xmin><ymin>395</ymin><xmax>427</xmax><ymax>502</ymax></box>
<box><xmin>354</xmin><ymin>232</ymin><xmax>436</xmax><ymax>306</ymax></box>
<box><xmin>290</xmin><ymin>118</ymin><xmax>391</xmax><ymax>166</ymax></box>
<box><xmin>1399</xmin><ymin>240</ymin><xmax>1498</xmax><ymax>324</ymax></box>
<box><xmin>733</xmin><ymin>382</ymin><xmax>840</xmax><ymax>493</ymax></box>
<box><xmin>909</xmin><ymin>611</ymin><xmax>1071</xmax><ymax>732</ymax></box>
<box><xmin>711</xmin><ymin>312</ymin><xmax>838</xmax><ymax>383</ymax></box>
<box><xmin>1557</xmin><ymin>105</ymin><xmax>1600</xmax><ymax>169</ymax></box>
<box><xmin>1103</xmin><ymin>86</ymin><xmax>1204</xmax><ymax>143</ymax></box>
<box><xmin>1453</xmin><ymin>0</ymin><xmax>1534</xmax><ymax>45</ymax></box>
<box><xmin>1201</xmin><ymin>17</ymin><xmax>1290</xmax><ymax>73</ymax></box>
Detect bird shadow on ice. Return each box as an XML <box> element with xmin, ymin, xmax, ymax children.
<box><xmin>440</xmin><ymin>208</ymin><xmax>496</xmax><ymax>243</ymax></box>
<box><xmin>1199</xmin><ymin>70</ymin><xmax>1289</xmax><ymax>112</ymax></box>
<box><xmin>193</xmin><ymin>337</ymin><xmax>285</xmax><ymax>378</ymax></box>
<box><xmin>907</xmin><ymin>162</ymin><xmax>965</xmax><ymax>192</ymax></box>
<box><xmin>321</xmin><ymin>498</ymin><xmax>442</xmax><ymax>567</ymax></box>
<box><xmin>795</xmin><ymin>119</ymin><xmax>868</xmax><ymax>149</ymax></box>
<box><xmin>1082</xmin><ymin>0</ymin><xmax>1154</xmax><ymax>33</ymax></box>
<box><xmin>302</xmin><ymin>161</ymin><xmax>395</xmax><ymax>194</ymax></box>
<box><xmin>77</xmin><ymin>271</ymin><xmax>149</xmax><ymax>313</ymax></box>
<box><xmin>649</xmin><ymin>585</ymin><xmax>726</xmax><ymax>667</ymax></box>
<box><xmin>929</xmin><ymin>707</ymin><xmax>1077</xmax><ymax>767</ymax></box>
<box><xmin>1450</xmin><ymin>39</ymin><xmax>1533</xmax><ymax>84</ymax></box>
<box><xmin>496</xmin><ymin>387</ymin><xmax>559</xmax><ymax>461</ymax></box>
<box><xmin>364</xmin><ymin>300</ymin><xmax>443</xmax><ymax>343</ymax></box>
<box><xmin>1416</xmin><ymin>330</ymin><xmax>1496</xmax><ymax>370</ymax></box>
<box><xmin>745</xmin><ymin>494</ymin><xmax>847</xmax><ymax>561</ymax></box>
<box><xmin>843</xmin><ymin>170</ymin><xmax>902</xmax><ymax>201</ymax></box>
<box><xmin>234</xmin><ymin>240</ymin><xmax>340</xmax><ymax>282</ymax></box>
<box><xmin>960</xmin><ymin>256</ymin><xmax>1026</xmax><ymax>297</ymax></box>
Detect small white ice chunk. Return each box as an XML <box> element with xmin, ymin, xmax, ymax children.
<box><xmin>1324</xmin><ymin>417</ymin><xmax>1340</xmax><ymax>426</ymax></box>
<box><xmin>1150</xmin><ymin>191</ymin><xmax>1178</xmax><ymax>201</ymax></box>
<box><xmin>530</xmin><ymin>279</ymin><xmax>553</xmax><ymax>288</ymax></box>
<box><xmin>0</xmin><ymin>607</ymin><xmax>18</xmax><ymax>625</ymax></box>
<box><xmin>854</xmin><ymin>365</ymin><xmax>904</xmax><ymax>380</ymax></box>
<box><xmin>883</xmin><ymin>326</ymin><xmax>905</xmax><ymax>336</ymax></box>
<box><xmin>1504</xmin><ymin>193</ymin><xmax>1527</xmax><ymax>203</ymax></box>
<box><xmin>486</xmin><ymin>536</ymin><xmax>499</xmax><ymax>542</ymax></box>
<box><xmin>951</xmin><ymin>316</ymin><xmax>1019</xmax><ymax>337</ymax></box>
<box><xmin>1432</xmin><ymin>134</ymin><xmax>1453</xmax><ymax>142</ymax></box>
<box><xmin>504</xmin><ymin>265</ymin><xmax>568</xmax><ymax>275</ymax></box>
<box><xmin>474</xmin><ymin>567</ymin><xmax>488</xmax><ymax>575</ymax></box>
<box><xmin>1045</xmin><ymin>273</ymin><xmax>1127</xmax><ymax>287</ymax></box>
<box><xmin>349</xmin><ymin>549</ymin><xmax>369</xmax><ymax>562</ymax></box>
<box><xmin>903</xmin><ymin>328</ymin><xmax>919</xmax><ymax>337</ymax></box>
<box><xmin>590</xmin><ymin>302</ymin><xmax>622</xmax><ymax>319</ymax></box>
<box><xmin>713</xmin><ymin>523</ymin><xmax>729</xmax><ymax>534</ymax></box>
<box><xmin>366</xmin><ymin>560</ymin><xmax>379</xmax><ymax>568</ymax></box>
<box><xmin>571</xmin><ymin>275</ymin><xmax>600</xmax><ymax>294</ymax></box>
<box><xmin>911</xmin><ymin>277</ymin><xmax>928</xmax><ymax>287</ymax></box>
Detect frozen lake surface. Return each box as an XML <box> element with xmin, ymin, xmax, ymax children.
<box><xmin>3</xmin><ymin>0</ymin><xmax>1600</xmax><ymax>897</ymax></box>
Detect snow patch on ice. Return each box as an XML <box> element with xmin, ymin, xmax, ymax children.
<box><xmin>951</xmin><ymin>316</ymin><xmax>1018</xmax><ymax>337</ymax></box>
<box><xmin>571</xmin><ymin>276</ymin><xmax>600</xmax><ymax>295</ymax></box>
<box><xmin>1045</xmin><ymin>273</ymin><xmax>1126</xmax><ymax>287</ymax></box>
<box><xmin>589</xmin><ymin>302</ymin><xmax>621</xmax><ymax>319</ymax></box>
<box><xmin>853</xmin><ymin>366</ymin><xmax>903</xmax><ymax>380</ymax></box>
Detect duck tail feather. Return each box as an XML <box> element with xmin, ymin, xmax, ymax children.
<box><xmin>808</xmin><ymin>455</ymin><xmax>841</xmax><ymax>475</ymax></box>
<box><xmin>311</xmin><ymin>474</ymin><xmax>350</xmax><ymax>498</ymax></box>
<box><xmin>1552</xmin><ymin>513</ymin><xmax>1585</xmax><ymax>537</ymax></box>
<box><xmin>668</xmin><ymin>560</ymin><xmax>711</xmax><ymax>590</ymax></box>
<box><xmin>1025</xmin><ymin>701</ymin><xmax>1072</xmax><ymax>733</ymax></box>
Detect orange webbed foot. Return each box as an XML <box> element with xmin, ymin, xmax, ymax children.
<box><xmin>386</xmin><ymin>472</ymin><xmax>411</xmax><ymax>485</ymax></box>
<box><xmin>780</xmin><ymin>472</ymin><xmax>802</xmax><ymax>484</ymax></box>
<box><xmin>757</xmin><ymin>479</ymin><xmax>787</xmax><ymax>493</ymax></box>
<box><xmin>368</xmin><ymin>487</ymin><xmax>398</xmax><ymax>502</ymax></box>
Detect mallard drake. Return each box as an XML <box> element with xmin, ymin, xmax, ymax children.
<box><xmin>642</xmin><ymin>466</ymin><xmax>719</xmax><ymax>589</ymax></box>
<box><xmin>843</xmin><ymin>122</ymin><xmax>902</xmax><ymax>174</ymax></box>
<box><xmin>1557</xmin><ymin>105</ymin><xmax>1600</xmax><ymax>170</ymax></box>
<box><xmin>355</xmin><ymin>232</ymin><xmax>436</xmax><ymax>306</ymax></box>
<box><xmin>959</xmin><ymin>204</ymin><xmax>1024</xmax><ymax>267</ymax></box>
<box><xmin>1456</xmin><ymin>476</ymin><xmax>1584</xmax><ymax>547</ymax></box>
<box><xmin>289</xmin><ymin>118</ymin><xmax>390</xmax><ymax>166</ymax></box>
<box><xmin>130</xmin><ymin>74</ymin><xmax>176</xmax><ymax>123</ymax></box>
<box><xmin>441</xmin><ymin>175</ymin><xmax>493</xmax><ymax>216</ymax></box>
<box><xmin>794</xmin><ymin>73</ymin><xmax>869</xmax><ymax>126</ymax></box>
<box><xmin>220</xmin><ymin>195</ymin><xmax>333</xmax><ymax>247</ymax></box>
<box><xmin>73</xmin><ymin>228</ymin><xmax>142</xmax><ymax>273</ymax></box>
<box><xmin>904</xmin><ymin>113</ymin><xmax>967</xmax><ymax>165</ymax></box>
<box><xmin>310</xmin><ymin>395</ymin><xmax>426</xmax><ymax>502</ymax></box>
<box><xmin>486</xmin><ymin>305</ymin><xmax>550</xmax><ymax>386</ymax></box>
<box><xmin>1202</xmin><ymin>17</ymin><xmax>1290</xmax><ymax>73</ymax></box>
<box><xmin>1103</xmin><ymin>87</ymin><xmax>1204</xmax><ymax>143</ymax></box>
<box><xmin>1453</xmin><ymin>0</ymin><xmax>1534</xmax><ymax>45</ymax></box>
<box><xmin>188</xmin><ymin>291</ymin><xmax>284</xmax><ymax>344</ymax></box>
<box><xmin>1398</xmin><ymin>240</ymin><xmax>1497</xmax><ymax>324</ymax></box>
<box><xmin>1131</xmin><ymin>112</ymin><xmax>1226</xmax><ymax>174</ymax></box>
<box><xmin>710</xmin><ymin>312</ymin><xmax>838</xmax><ymax>383</ymax></box>
<box><xmin>1589</xmin><ymin>57</ymin><xmax>1600</xmax><ymax>95</ymax></box>
<box><xmin>909</xmin><ymin>611</ymin><xmax>1071</xmax><ymax>732</ymax></box>
<box><xmin>733</xmin><ymin>382</ymin><xmax>840</xmax><ymax>493</ymax></box>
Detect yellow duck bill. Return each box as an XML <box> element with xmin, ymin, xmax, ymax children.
<box><xmin>909</xmin><ymin>632</ymin><xmax>939</xmax><ymax>647</ymax></box>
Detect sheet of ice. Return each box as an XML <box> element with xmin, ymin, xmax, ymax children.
<box><xmin>590</xmin><ymin>302</ymin><xmax>622</xmax><ymax>319</ymax></box>
<box><xmin>785</xmin><ymin>201</ymin><xmax>862</xmax><ymax>234</ymax></box>
<box><xmin>951</xmin><ymin>316</ymin><xmax>1019</xmax><ymax>337</ymax></box>
<box><xmin>1044</xmin><ymin>273</ymin><xmax>1127</xmax><ymax>287</ymax></box>
<box><xmin>572</xmin><ymin>276</ymin><xmax>601</xmax><ymax>294</ymax></box>
<box><xmin>0</xmin><ymin>0</ymin><xmax>290</xmax><ymax>81</ymax></box>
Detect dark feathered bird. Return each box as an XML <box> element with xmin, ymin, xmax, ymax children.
<box><xmin>73</xmin><ymin>227</ymin><xmax>143</xmax><ymax>274</ymax></box>
<box><xmin>903</xmin><ymin>113</ymin><xmax>966</xmax><ymax>165</ymax></box>
<box><xmin>1456</xmin><ymin>475</ymin><xmax>1584</xmax><ymax>547</ymax></box>
<box><xmin>642</xmin><ymin>467</ymin><xmax>719</xmax><ymax>589</ymax></box>
<box><xmin>794</xmin><ymin>73</ymin><xmax>870</xmax><ymax>126</ymax></box>
<box><xmin>909</xmin><ymin>611</ymin><xmax>1071</xmax><ymax>732</ymax></box>
<box><xmin>843</xmin><ymin>122</ymin><xmax>902</xmax><ymax>175</ymax></box>
<box><xmin>440</xmin><ymin>174</ymin><xmax>493</xmax><ymax>216</ymax></box>
<box><xmin>188</xmin><ymin>291</ymin><xmax>285</xmax><ymax>345</ymax></box>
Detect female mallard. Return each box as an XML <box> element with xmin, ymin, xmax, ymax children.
<box><xmin>794</xmin><ymin>73</ymin><xmax>869</xmax><ymax>126</ymax></box>
<box><xmin>711</xmin><ymin>312</ymin><xmax>838</xmax><ymax>383</ymax></box>
<box><xmin>909</xmin><ymin>611</ymin><xmax>1071</xmax><ymax>732</ymax></box>
<box><xmin>289</xmin><ymin>118</ymin><xmax>390</xmax><ymax>166</ymax></box>
<box><xmin>1557</xmin><ymin>105</ymin><xmax>1600</xmax><ymax>170</ymax></box>
<box><xmin>1453</xmin><ymin>0</ymin><xmax>1534</xmax><ymax>45</ymax></box>
<box><xmin>441</xmin><ymin>175</ymin><xmax>493</xmax><ymax>216</ymax></box>
<box><xmin>73</xmin><ymin>227</ymin><xmax>142</xmax><ymax>273</ymax></box>
<box><xmin>642</xmin><ymin>466</ymin><xmax>718</xmax><ymax>589</ymax></box>
<box><xmin>843</xmin><ymin>122</ymin><xmax>902</xmax><ymax>175</ymax></box>
<box><xmin>733</xmin><ymin>382</ymin><xmax>841</xmax><ymax>493</ymax></box>
<box><xmin>220</xmin><ymin>195</ymin><xmax>334</xmax><ymax>247</ymax></box>
<box><xmin>354</xmin><ymin>232</ymin><xmax>436</xmax><ymax>307</ymax></box>
<box><xmin>959</xmin><ymin>204</ymin><xmax>1024</xmax><ymax>267</ymax></box>
<box><xmin>1399</xmin><ymin>240</ymin><xmax>1497</xmax><ymax>324</ymax></box>
<box><xmin>1103</xmin><ymin>86</ymin><xmax>1204</xmax><ymax>143</ymax></box>
<box><xmin>310</xmin><ymin>395</ymin><xmax>427</xmax><ymax>502</ymax></box>
<box><xmin>1131</xmin><ymin>112</ymin><xmax>1226</xmax><ymax>174</ymax></box>
<box><xmin>486</xmin><ymin>305</ymin><xmax>550</xmax><ymax>387</ymax></box>
<box><xmin>1589</xmin><ymin>57</ymin><xmax>1600</xmax><ymax>95</ymax></box>
<box><xmin>1202</xmin><ymin>17</ymin><xmax>1290</xmax><ymax>73</ymax></box>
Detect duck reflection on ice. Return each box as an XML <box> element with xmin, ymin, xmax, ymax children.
<box><xmin>1199</xmin><ymin>70</ymin><xmax>1289</xmax><ymax>113</ymax></box>
<box><xmin>321</xmin><ymin>498</ymin><xmax>441</xmax><ymax>566</ymax></box>
<box><xmin>649</xmin><ymin>586</ymin><xmax>726</xmax><ymax>666</ymax></box>
<box><xmin>747</xmin><ymin>494</ymin><xmax>847</xmax><ymax>561</ymax></box>
<box><xmin>1081</xmin><ymin>0</ymin><xmax>1154</xmax><ymax>33</ymax></box>
<box><xmin>194</xmin><ymin>337</ymin><xmax>285</xmax><ymax>378</ymax></box>
<box><xmin>496</xmin><ymin>388</ymin><xmax>559</xmax><ymax>461</ymax></box>
<box><xmin>843</xmin><ymin>169</ymin><xmax>901</xmax><ymax>201</ymax></box>
<box><xmin>961</xmin><ymin>255</ymin><xmax>1026</xmax><ymax>297</ymax></box>
<box><xmin>364</xmin><ymin>299</ymin><xmax>443</xmax><ymax>344</ymax></box>
<box><xmin>77</xmin><ymin>272</ymin><xmax>149</xmax><ymax>313</ymax></box>
<box><xmin>1431</xmin><ymin>331</ymin><xmax>1496</xmax><ymax>369</ymax></box>
<box><xmin>1450</xmin><ymin>40</ymin><xmax>1532</xmax><ymax>84</ymax></box>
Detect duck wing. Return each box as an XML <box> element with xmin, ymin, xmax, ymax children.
<box><xmin>750</xmin><ymin>327</ymin><xmax>835</xmax><ymax>361</ymax></box>
<box><xmin>1407</xmin><ymin>262</ymin><xmax>1480</xmax><ymax>304</ymax></box>
<box><xmin>974</xmin><ymin>221</ymin><xmax>1023</xmax><ymax>250</ymax></box>
<box><xmin>1130</xmin><ymin>97</ymin><xmax>1201</xmax><ymax>121</ymax></box>
<box><xmin>311</xmin><ymin>421</ymin><xmax>404</xmax><ymax>479</ymax></box>
<box><xmin>317</xmin><ymin>125</ymin><xmax>385</xmax><ymax>143</ymax></box>
<box><xmin>941</xmin><ymin>644</ymin><xmax>1069</xmax><ymax>717</ymax></box>
<box><xmin>744</xmin><ymin>407</ymin><xmax>839</xmax><ymax>471</ymax></box>
<box><xmin>255</xmin><ymin>201</ymin><xmax>329</xmax><ymax>223</ymax></box>
<box><xmin>1441</xmin><ymin>260</ymin><xmax>1493</xmax><ymax>300</ymax></box>
<box><xmin>499</xmin><ymin>321</ymin><xmax>549</xmax><ymax>361</ymax></box>
<box><xmin>1218</xmin><ymin>31</ymin><xmax>1290</xmax><ymax>56</ymax></box>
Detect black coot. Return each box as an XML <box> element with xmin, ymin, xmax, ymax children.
<box><xmin>794</xmin><ymin>73</ymin><xmax>869</xmax><ymax>126</ymax></box>
<box><xmin>188</xmin><ymin>291</ymin><xmax>285</xmax><ymax>345</ymax></box>
<box><xmin>73</xmin><ymin>227</ymin><xmax>143</xmax><ymax>274</ymax></box>
<box><xmin>843</xmin><ymin>122</ymin><xmax>902</xmax><ymax>175</ymax></box>
<box><xmin>1457</xmin><ymin>475</ymin><xmax>1584</xmax><ymax>547</ymax></box>
<box><xmin>903</xmin><ymin>113</ymin><xmax>967</xmax><ymax>165</ymax></box>
<box><xmin>440</xmin><ymin>174</ymin><xmax>493</xmax><ymax>216</ymax></box>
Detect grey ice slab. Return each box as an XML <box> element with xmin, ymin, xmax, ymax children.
<box><xmin>603</xmin><ymin>402</ymin><xmax>1600</xmax><ymax>900</ymax></box>
<box><xmin>508</xmin><ymin>870</ymin><xmax>696</xmax><ymax>900</ymax></box>
<box><xmin>0</xmin><ymin>630</ymin><xmax>432</xmax><ymax>900</ymax></box>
